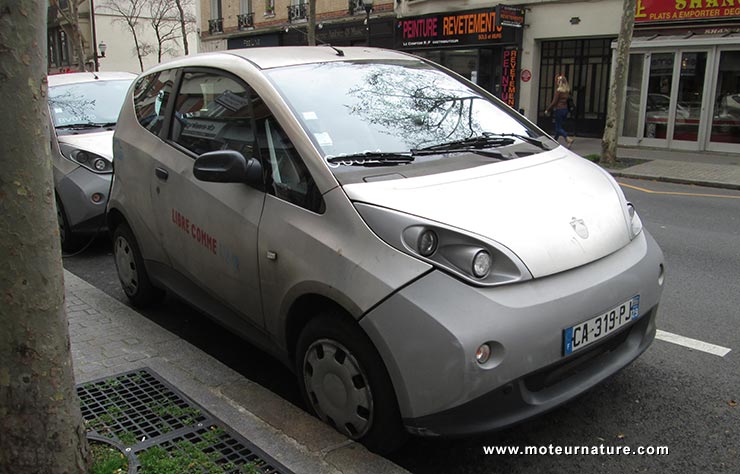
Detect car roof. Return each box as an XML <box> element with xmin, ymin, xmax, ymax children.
<box><xmin>141</xmin><ymin>46</ymin><xmax>422</xmax><ymax>76</ymax></box>
<box><xmin>48</xmin><ymin>71</ymin><xmax>137</xmax><ymax>86</ymax></box>
<box><xmin>225</xmin><ymin>46</ymin><xmax>419</xmax><ymax>69</ymax></box>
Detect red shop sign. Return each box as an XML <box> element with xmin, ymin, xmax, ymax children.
<box><xmin>635</xmin><ymin>0</ymin><xmax>740</xmax><ymax>23</ymax></box>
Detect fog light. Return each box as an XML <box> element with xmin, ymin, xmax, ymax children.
<box><xmin>472</xmin><ymin>250</ymin><xmax>492</xmax><ymax>278</ymax></box>
<box><xmin>475</xmin><ymin>344</ymin><xmax>491</xmax><ymax>364</ymax></box>
<box><xmin>91</xmin><ymin>192</ymin><xmax>104</xmax><ymax>203</ymax></box>
<box><xmin>418</xmin><ymin>229</ymin><xmax>438</xmax><ymax>257</ymax></box>
<box><xmin>658</xmin><ymin>263</ymin><xmax>665</xmax><ymax>286</ymax></box>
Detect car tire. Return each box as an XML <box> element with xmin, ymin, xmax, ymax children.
<box><xmin>296</xmin><ymin>312</ymin><xmax>407</xmax><ymax>454</ymax></box>
<box><xmin>112</xmin><ymin>222</ymin><xmax>164</xmax><ymax>308</ymax></box>
<box><xmin>56</xmin><ymin>196</ymin><xmax>81</xmax><ymax>253</ymax></box>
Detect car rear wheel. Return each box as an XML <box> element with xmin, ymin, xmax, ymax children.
<box><xmin>112</xmin><ymin>222</ymin><xmax>164</xmax><ymax>307</ymax></box>
<box><xmin>296</xmin><ymin>313</ymin><xmax>406</xmax><ymax>454</ymax></box>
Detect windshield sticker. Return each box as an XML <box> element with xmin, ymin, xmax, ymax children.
<box><xmin>314</xmin><ymin>132</ymin><xmax>333</xmax><ymax>147</ymax></box>
<box><xmin>303</xmin><ymin>111</ymin><xmax>318</xmax><ymax>121</ymax></box>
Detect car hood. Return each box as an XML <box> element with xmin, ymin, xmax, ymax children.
<box><xmin>57</xmin><ymin>130</ymin><xmax>114</xmax><ymax>161</ymax></box>
<box><xmin>343</xmin><ymin>149</ymin><xmax>632</xmax><ymax>278</ymax></box>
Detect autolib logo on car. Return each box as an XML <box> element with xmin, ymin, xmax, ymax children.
<box><xmin>570</xmin><ymin>217</ymin><xmax>589</xmax><ymax>239</ymax></box>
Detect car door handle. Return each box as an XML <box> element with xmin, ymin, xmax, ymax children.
<box><xmin>155</xmin><ymin>167</ymin><xmax>169</xmax><ymax>181</ymax></box>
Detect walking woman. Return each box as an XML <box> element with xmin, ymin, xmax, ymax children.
<box><xmin>545</xmin><ymin>75</ymin><xmax>574</xmax><ymax>148</ymax></box>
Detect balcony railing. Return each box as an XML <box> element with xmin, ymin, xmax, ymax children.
<box><xmin>287</xmin><ymin>3</ymin><xmax>307</xmax><ymax>22</ymax></box>
<box><xmin>348</xmin><ymin>0</ymin><xmax>366</xmax><ymax>15</ymax></box>
<box><xmin>208</xmin><ymin>18</ymin><xmax>224</xmax><ymax>34</ymax></box>
<box><xmin>238</xmin><ymin>12</ymin><xmax>254</xmax><ymax>29</ymax></box>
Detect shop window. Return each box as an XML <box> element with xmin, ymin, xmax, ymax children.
<box><xmin>710</xmin><ymin>51</ymin><xmax>740</xmax><ymax>144</ymax></box>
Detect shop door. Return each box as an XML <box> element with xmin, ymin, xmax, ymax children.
<box><xmin>638</xmin><ymin>52</ymin><xmax>675</xmax><ymax>148</ymax></box>
<box><xmin>671</xmin><ymin>51</ymin><xmax>710</xmax><ymax>151</ymax></box>
<box><xmin>707</xmin><ymin>49</ymin><xmax>740</xmax><ymax>152</ymax></box>
<box><xmin>622</xmin><ymin>50</ymin><xmax>711</xmax><ymax>150</ymax></box>
<box><xmin>537</xmin><ymin>38</ymin><xmax>613</xmax><ymax>137</ymax></box>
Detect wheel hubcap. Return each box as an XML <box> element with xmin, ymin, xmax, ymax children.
<box><xmin>114</xmin><ymin>235</ymin><xmax>138</xmax><ymax>295</ymax></box>
<box><xmin>303</xmin><ymin>339</ymin><xmax>373</xmax><ymax>439</ymax></box>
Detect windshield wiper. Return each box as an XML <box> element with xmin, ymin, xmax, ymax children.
<box><xmin>55</xmin><ymin>122</ymin><xmax>115</xmax><ymax>130</ymax></box>
<box><xmin>482</xmin><ymin>132</ymin><xmax>552</xmax><ymax>150</ymax></box>
<box><xmin>326</xmin><ymin>152</ymin><xmax>415</xmax><ymax>167</ymax></box>
<box><xmin>412</xmin><ymin>135</ymin><xmax>515</xmax><ymax>154</ymax></box>
<box><xmin>412</xmin><ymin>133</ymin><xmax>552</xmax><ymax>154</ymax></box>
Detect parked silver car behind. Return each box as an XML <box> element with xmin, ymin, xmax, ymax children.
<box><xmin>49</xmin><ymin>72</ymin><xmax>136</xmax><ymax>251</ymax></box>
<box><xmin>108</xmin><ymin>47</ymin><xmax>665</xmax><ymax>454</ymax></box>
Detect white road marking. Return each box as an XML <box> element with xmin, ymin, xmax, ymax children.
<box><xmin>656</xmin><ymin>330</ymin><xmax>732</xmax><ymax>357</ymax></box>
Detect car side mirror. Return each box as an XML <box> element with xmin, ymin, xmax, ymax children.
<box><xmin>193</xmin><ymin>150</ymin><xmax>262</xmax><ymax>187</ymax></box>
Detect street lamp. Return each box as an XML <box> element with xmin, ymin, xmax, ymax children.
<box><xmin>364</xmin><ymin>0</ymin><xmax>374</xmax><ymax>46</ymax></box>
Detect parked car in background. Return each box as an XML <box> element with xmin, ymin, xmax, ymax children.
<box><xmin>108</xmin><ymin>47</ymin><xmax>665</xmax><ymax>453</ymax></box>
<box><xmin>49</xmin><ymin>71</ymin><xmax>135</xmax><ymax>251</ymax></box>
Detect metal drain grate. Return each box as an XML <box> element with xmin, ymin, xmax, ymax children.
<box><xmin>77</xmin><ymin>368</ymin><xmax>292</xmax><ymax>473</ymax></box>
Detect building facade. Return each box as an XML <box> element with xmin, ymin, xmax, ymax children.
<box><xmin>199</xmin><ymin>0</ymin><xmax>396</xmax><ymax>53</ymax></box>
<box><xmin>48</xmin><ymin>0</ymin><xmax>199</xmax><ymax>75</ymax></box>
<box><xmin>196</xmin><ymin>0</ymin><xmax>740</xmax><ymax>154</ymax></box>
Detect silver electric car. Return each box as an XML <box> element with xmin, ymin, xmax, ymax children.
<box><xmin>108</xmin><ymin>47</ymin><xmax>665</xmax><ymax>453</ymax></box>
<box><xmin>49</xmin><ymin>71</ymin><xmax>135</xmax><ymax>251</ymax></box>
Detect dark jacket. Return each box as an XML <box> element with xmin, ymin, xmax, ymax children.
<box><xmin>547</xmin><ymin>90</ymin><xmax>569</xmax><ymax>112</ymax></box>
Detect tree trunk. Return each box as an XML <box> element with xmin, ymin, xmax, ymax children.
<box><xmin>175</xmin><ymin>0</ymin><xmax>189</xmax><ymax>55</ymax></box>
<box><xmin>601</xmin><ymin>0</ymin><xmax>636</xmax><ymax>167</ymax></box>
<box><xmin>0</xmin><ymin>2</ymin><xmax>89</xmax><ymax>473</ymax></box>
<box><xmin>307</xmin><ymin>0</ymin><xmax>316</xmax><ymax>46</ymax></box>
<box><xmin>128</xmin><ymin>19</ymin><xmax>145</xmax><ymax>72</ymax></box>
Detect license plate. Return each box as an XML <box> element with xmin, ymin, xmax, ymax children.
<box><xmin>563</xmin><ymin>295</ymin><xmax>640</xmax><ymax>356</ymax></box>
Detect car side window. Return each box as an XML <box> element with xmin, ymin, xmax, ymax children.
<box><xmin>133</xmin><ymin>69</ymin><xmax>176</xmax><ymax>136</ymax></box>
<box><xmin>253</xmin><ymin>95</ymin><xmax>324</xmax><ymax>213</ymax></box>
<box><xmin>170</xmin><ymin>71</ymin><xmax>254</xmax><ymax>158</ymax></box>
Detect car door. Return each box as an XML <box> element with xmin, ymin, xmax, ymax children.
<box><xmin>151</xmin><ymin>68</ymin><xmax>266</xmax><ymax>329</ymax></box>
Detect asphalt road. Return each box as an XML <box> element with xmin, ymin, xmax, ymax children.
<box><xmin>63</xmin><ymin>178</ymin><xmax>740</xmax><ymax>473</ymax></box>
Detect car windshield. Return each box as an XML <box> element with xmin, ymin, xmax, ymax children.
<box><xmin>265</xmin><ymin>60</ymin><xmax>548</xmax><ymax>180</ymax></box>
<box><xmin>48</xmin><ymin>79</ymin><xmax>133</xmax><ymax>130</ymax></box>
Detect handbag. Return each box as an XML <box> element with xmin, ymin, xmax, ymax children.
<box><xmin>567</xmin><ymin>96</ymin><xmax>576</xmax><ymax>116</ymax></box>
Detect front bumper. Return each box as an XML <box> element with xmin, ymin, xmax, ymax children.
<box><xmin>56</xmin><ymin>166</ymin><xmax>112</xmax><ymax>233</ymax></box>
<box><xmin>359</xmin><ymin>231</ymin><xmax>664</xmax><ymax>437</ymax></box>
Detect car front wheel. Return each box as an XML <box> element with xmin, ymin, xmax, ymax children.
<box><xmin>296</xmin><ymin>313</ymin><xmax>406</xmax><ymax>454</ymax></box>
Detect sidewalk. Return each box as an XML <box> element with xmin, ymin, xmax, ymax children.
<box><xmin>65</xmin><ymin>270</ymin><xmax>409</xmax><ymax>474</ymax></box>
<box><xmin>569</xmin><ymin>137</ymin><xmax>740</xmax><ymax>190</ymax></box>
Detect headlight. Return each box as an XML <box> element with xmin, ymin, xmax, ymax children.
<box><xmin>627</xmin><ymin>203</ymin><xmax>643</xmax><ymax>239</ymax></box>
<box><xmin>59</xmin><ymin>145</ymin><xmax>113</xmax><ymax>174</ymax></box>
<box><xmin>355</xmin><ymin>203</ymin><xmax>532</xmax><ymax>287</ymax></box>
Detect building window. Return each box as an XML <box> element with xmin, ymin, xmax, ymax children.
<box><xmin>265</xmin><ymin>0</ymin><xmax>275</xmax><ymax>16</ymax></box>
<box><xmin>288</xmin><ymin>0</ymin><xmax>307</xmax><ymax>22</ymax></box>
<box><xmin>209</xmin><ymin>0</ymin><xmax>223</xmax><ymax>33</ymax></box>
<box><xmin>238</xmin><ymin>0</ymin><xmax>254</xmax><ymax>29</ymax></box>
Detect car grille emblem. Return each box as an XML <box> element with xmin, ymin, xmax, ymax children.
<box><xmin>570</xmin><ymin>217</ymin><xmax>589</xmax><ymax>239</ymax></box>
